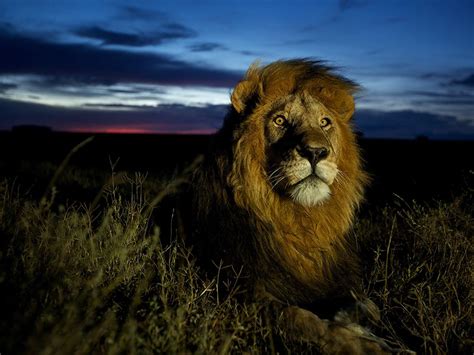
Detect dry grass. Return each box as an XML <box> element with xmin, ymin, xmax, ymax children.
<box><xmin>357</xmin><ymin>192</ymin><xmax>473</xmax><ymax>353</ymax></box>
<box><xmin>0</xmin><ymin>173</ymin><xmax>280</xmax><ymax>354</ymax></box>
<box><xmin>0</xmin><ymin>154</ymin><xmax>472</xmax><ymax>353</ymax></box>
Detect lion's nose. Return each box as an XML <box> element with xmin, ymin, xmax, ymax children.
<box><xmin>296</xmin><ymin>145</ymin><xmax>329</xmax><ymax>166</ymax></box>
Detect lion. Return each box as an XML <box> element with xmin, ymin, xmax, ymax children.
<box><xmin>187</xmin><ymin>59</ymin><xmax>394</xmax><ymax>353</ymax></box>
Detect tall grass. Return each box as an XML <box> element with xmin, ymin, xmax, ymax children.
<box><xmin>0</xmin><ymin>173</ymin><xmax>280</xmax><ymax>354</ymax></box>
<box><xmin>0</xmin><ymin>160</ymin><xmax>472</xmax><ymax>353</ymax></box>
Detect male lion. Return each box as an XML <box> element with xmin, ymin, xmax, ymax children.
<box><xmin>189</xmin><ymin>59</ymin><xmax>393</xmax><ymax>353</ymax></box>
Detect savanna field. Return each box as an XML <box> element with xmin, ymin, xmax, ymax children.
<box><xmin>0</xmin><ymin>131</ymin><xmax>472</xmax><ymax>354</ymax></box>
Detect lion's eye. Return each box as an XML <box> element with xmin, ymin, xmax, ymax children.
<box><xmin>273</xmin><ymin>115</ymin><xmax>287</xmax><ymax>127</ymax></box>
<box><xmin>320</xmin><ymin>117</ymin><xmax>332</xmax><ymax>129</ymax></box>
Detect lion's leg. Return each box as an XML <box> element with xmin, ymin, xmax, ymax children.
<box><xmin>279</xmin><ymin>305</ymin><xmax>395</xmax><ymax>354</ymax></box>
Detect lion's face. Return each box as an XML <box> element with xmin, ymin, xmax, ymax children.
<box><xmin>229</xmin><ymin>60</ymin><xmax>361</xmax><ymax>211</ymax></box>
<box><xmin>263</xmin><ymin>92</ymin><xmax>341</xmax><ymax>206</ymax></box>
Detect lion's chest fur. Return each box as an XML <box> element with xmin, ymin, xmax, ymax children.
<box><xmin>255</xmin><ymin>210</ymin><xmax>351</xmax><ymax>301</ymax></box>
<box><xmin>278</xmin><ymin>223</ymin><xmax>336</xmax><ymax>279</ymax></box>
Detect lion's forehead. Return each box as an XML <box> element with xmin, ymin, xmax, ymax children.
<box><xmin>270</xmin><ymin>93</ymin><xmax>329</xmax><ymax>120</ymax></box>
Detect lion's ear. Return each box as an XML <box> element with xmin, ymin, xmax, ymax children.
<box><xmin>319</xmin><ymin>88</ymin><xmax>355</xmax><ymax>121</ymax></box>
<box><xmin>337</xmin><ymin>91</ymin><xmax>355</xmax><ymax>121</ymax></box>
<box><xmin>231</xmin><ymin>80</ymin><xmax>257</xmax><ymax>114</ymax></box>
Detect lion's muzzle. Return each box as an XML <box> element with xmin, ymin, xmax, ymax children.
<box><xmin>296</xmin><ymin>145</ymin><xmax>329</xmax><ymax>170</ymax></box>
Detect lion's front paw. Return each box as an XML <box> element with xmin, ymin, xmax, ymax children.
<box><xmin>281</xmin><ymin>306</ymin><xmax>396</xmax><ymax>354</ymax></box>
<box><xmin>322</xmin><ymin>322</ymin><xmax>394</xmax><ymax>355</ymax></box>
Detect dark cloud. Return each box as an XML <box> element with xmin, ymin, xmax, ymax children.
<box><xmin>0</xmin><ymin>27</ymin><xmax>242</xmax><ymax>87</ymax></box>
<box><xmin>419</xmin><ymin>71</ymin><xmax>470</xmax><ymax>82</ymax></box>
<box><xmin>412</xmin><ymin>99</ymin><xmax>474</xmax><ymax>106</ymax></box>
<box><xmin>0</xmin><ymin>22</ymin><xmax>14</xmax><ymax>32</ymax></box>
<box><xmin>104</xmin><ymin>86</ymin><xmax>168</xmax><ymax>96</ymax></box>
<box><xmin>355</xmin><ymin>109</ymin><xmax>474</xmax><ymax>140</ymax></box>
<box><xmin>239</xmin><ymin>50</ymin><xmax>260</xmax><ymax>56</ymax></box>
<box><xmin>405</xmin><ymin>90</ymin><xmax>474</xmax><ymax>107</ymax></box>
<box><xmin>117</xmin><ymin>6</ymin><xmax>167</xmax><ymax>22</ymax></box>
<box><xmin>186</xmin><ymin>42</ymin><xmax>259</xmax><ymax>56</ymax></box>
<box><xmin>450</xmin><ymin>73</ymin><xmax>474</xmax><ymax>87</ymax></box>
<box><xmin>0</xmin><ymin>97</ymin><xmax>228</xmax><ymax>133</ymax></box>
<box><xmin>1</xmin><ymin>96</ymin><xmax>473</xmax><ymax>139</ymax></box>
<box><xmin>82</xmin><ymin>103</ymin><xmax>158</xmax><ymax>109</ymax></box>
<box><xmin>0</xmin><ymin>82</ymin><xmax>16</xmax><ymax>93</ymax></box>
<box><xmin>408</xmin><ymin>90</ymin><xmax>473</xmax><ymax>99</ymax></box>
<box><xmin>188</xmin><ymin>42</ymin><xmax>227</xmax><ymax>52</ymax></box>
<box><xmin>106</xmin><ymin>87</ymin><xmax>143</xmax><ymax>94</ymax></box>
<box><xmin>419</xmin><ymin>73</ymin><xmax>440</xmax><ymax>80</ymax></box>
<box><xmin>164</xmin><ymin>23</ymin><xmax>193</xmax><ymax>33</ymax></box>
<box><xmin>74</xmin><ymin>25</ymin><xmax>196</xmax><ymax>47</ymax></box>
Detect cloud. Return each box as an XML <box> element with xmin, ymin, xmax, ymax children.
<box><xmin>0</xmin><ymin>27</ymin><xmax>242</xmax><ymax>87</ymax></box>
<box><xmin>354</xmin><ymin>109</ymin><xmax>474</xmax><ymax>140</ymax></box>
<box><xmin>402</xmin><ymin>90</ymin><xmax>474</xmax><ymax>110</ymax></box>
<box><xmin>0</xmin><ymin>82</ymin><xmax>16</xmax><ymax>93</ymax></box>
<box><xmin>407</xmin><ymin>90</ymin><xmax>473</xmax><ymax>99</ymax></box>
<box><xmin>0</xmin><ymin>97</ymin><xmax>228</xmax><ymax>134</ymax></box>
<box><xmin>74</xmin><ymin>25</ymin><xmax>196</xmax><ymax>47</ymax></box>
<box><xmin>187</xmin><ymin>42</ymin><xmax>260</xmax><ymax>56</ymax></box>
<box><xmin>1</xmin><ymin>97</ymin><xmax>473</xmax><ymax>139</ymax></box>
<box><xmin>0</xmin><ymin>22</ymin><xmax>13</xmax><ymax>32</ymax></box>
<box><xmin>450</xmin><ymin>73</ymin><xmax>474</xmax><ymax>87</ymax></box>
<box><xmin>413</xmin><ymin>99</ymin><xmax>474</xmax><ymax>106</ymax></box>
<box><xmin>239</xmin><ymin>50</ymin><xmax>261</xmax><ymax>56</ymax></box>
<box><xmin>164</xmin><ymin>23</ymin><xmax>194</xmax><ymax>33</ymax></box>
<box><xmin>117</xmin><ymin>5</ymin><xmax>167</xmax><ymax>22</ymax></box>
<box><xmin>188</xmin><ymin>42</ymin><xmax>227</xmax><ymax>52</ymax></box>
<box><xmin>82</xmin><ymin>103</ymin><xmax>159</xmax><ymax>109</ymax></box>
<box><xmin>106</xmin><ymin>87</ymin><xmax>144</xmax><ymax>94</ymax></box>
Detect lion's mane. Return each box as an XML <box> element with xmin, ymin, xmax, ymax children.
<box><xmin>191</xmin><ymin>59</ymin><xmax>369</xmax><ymax>306</ymax></box>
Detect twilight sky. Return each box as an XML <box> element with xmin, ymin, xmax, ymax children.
<box><xmin>0</xmin><ymin>0</ymin><xmax>473</xmax><ymax>139</ymax></box>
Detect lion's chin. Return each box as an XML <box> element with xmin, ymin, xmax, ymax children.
<box><xmin>289</xmin><ymin>176</ymin><xmax>331</xmax><ymax>207</ymax></box>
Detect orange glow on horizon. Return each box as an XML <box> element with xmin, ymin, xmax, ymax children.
<box><xmin>66</xmin><ymin>126</ymin><xmax>216</xmax><ymax>135</ymax></box>
<box><xmin>104</xmin><ymin>128</ymin><xmax>152</xmax><ymax>134</ymax></box>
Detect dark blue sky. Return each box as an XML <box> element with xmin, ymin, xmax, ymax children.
<box><xmin>0</xmin><ymin>0</ymin><xmax>473</xmax><ymax>138</ymax></box>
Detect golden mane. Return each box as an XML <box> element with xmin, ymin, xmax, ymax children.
<box><xmin>193</xmin><ymin>59</ymin><xmax>368</xmax><ymax>304</ymax></box>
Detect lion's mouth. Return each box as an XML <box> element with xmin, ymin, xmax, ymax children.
<box><xmin>294</xmin><ymin>173</ymin><xmax>328</xmax><ymax>187</ymax></box>
<box><xmin>288</xmin><ymin>173</ymin><xmax>332</xmax><ymax>207</ymax></box>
